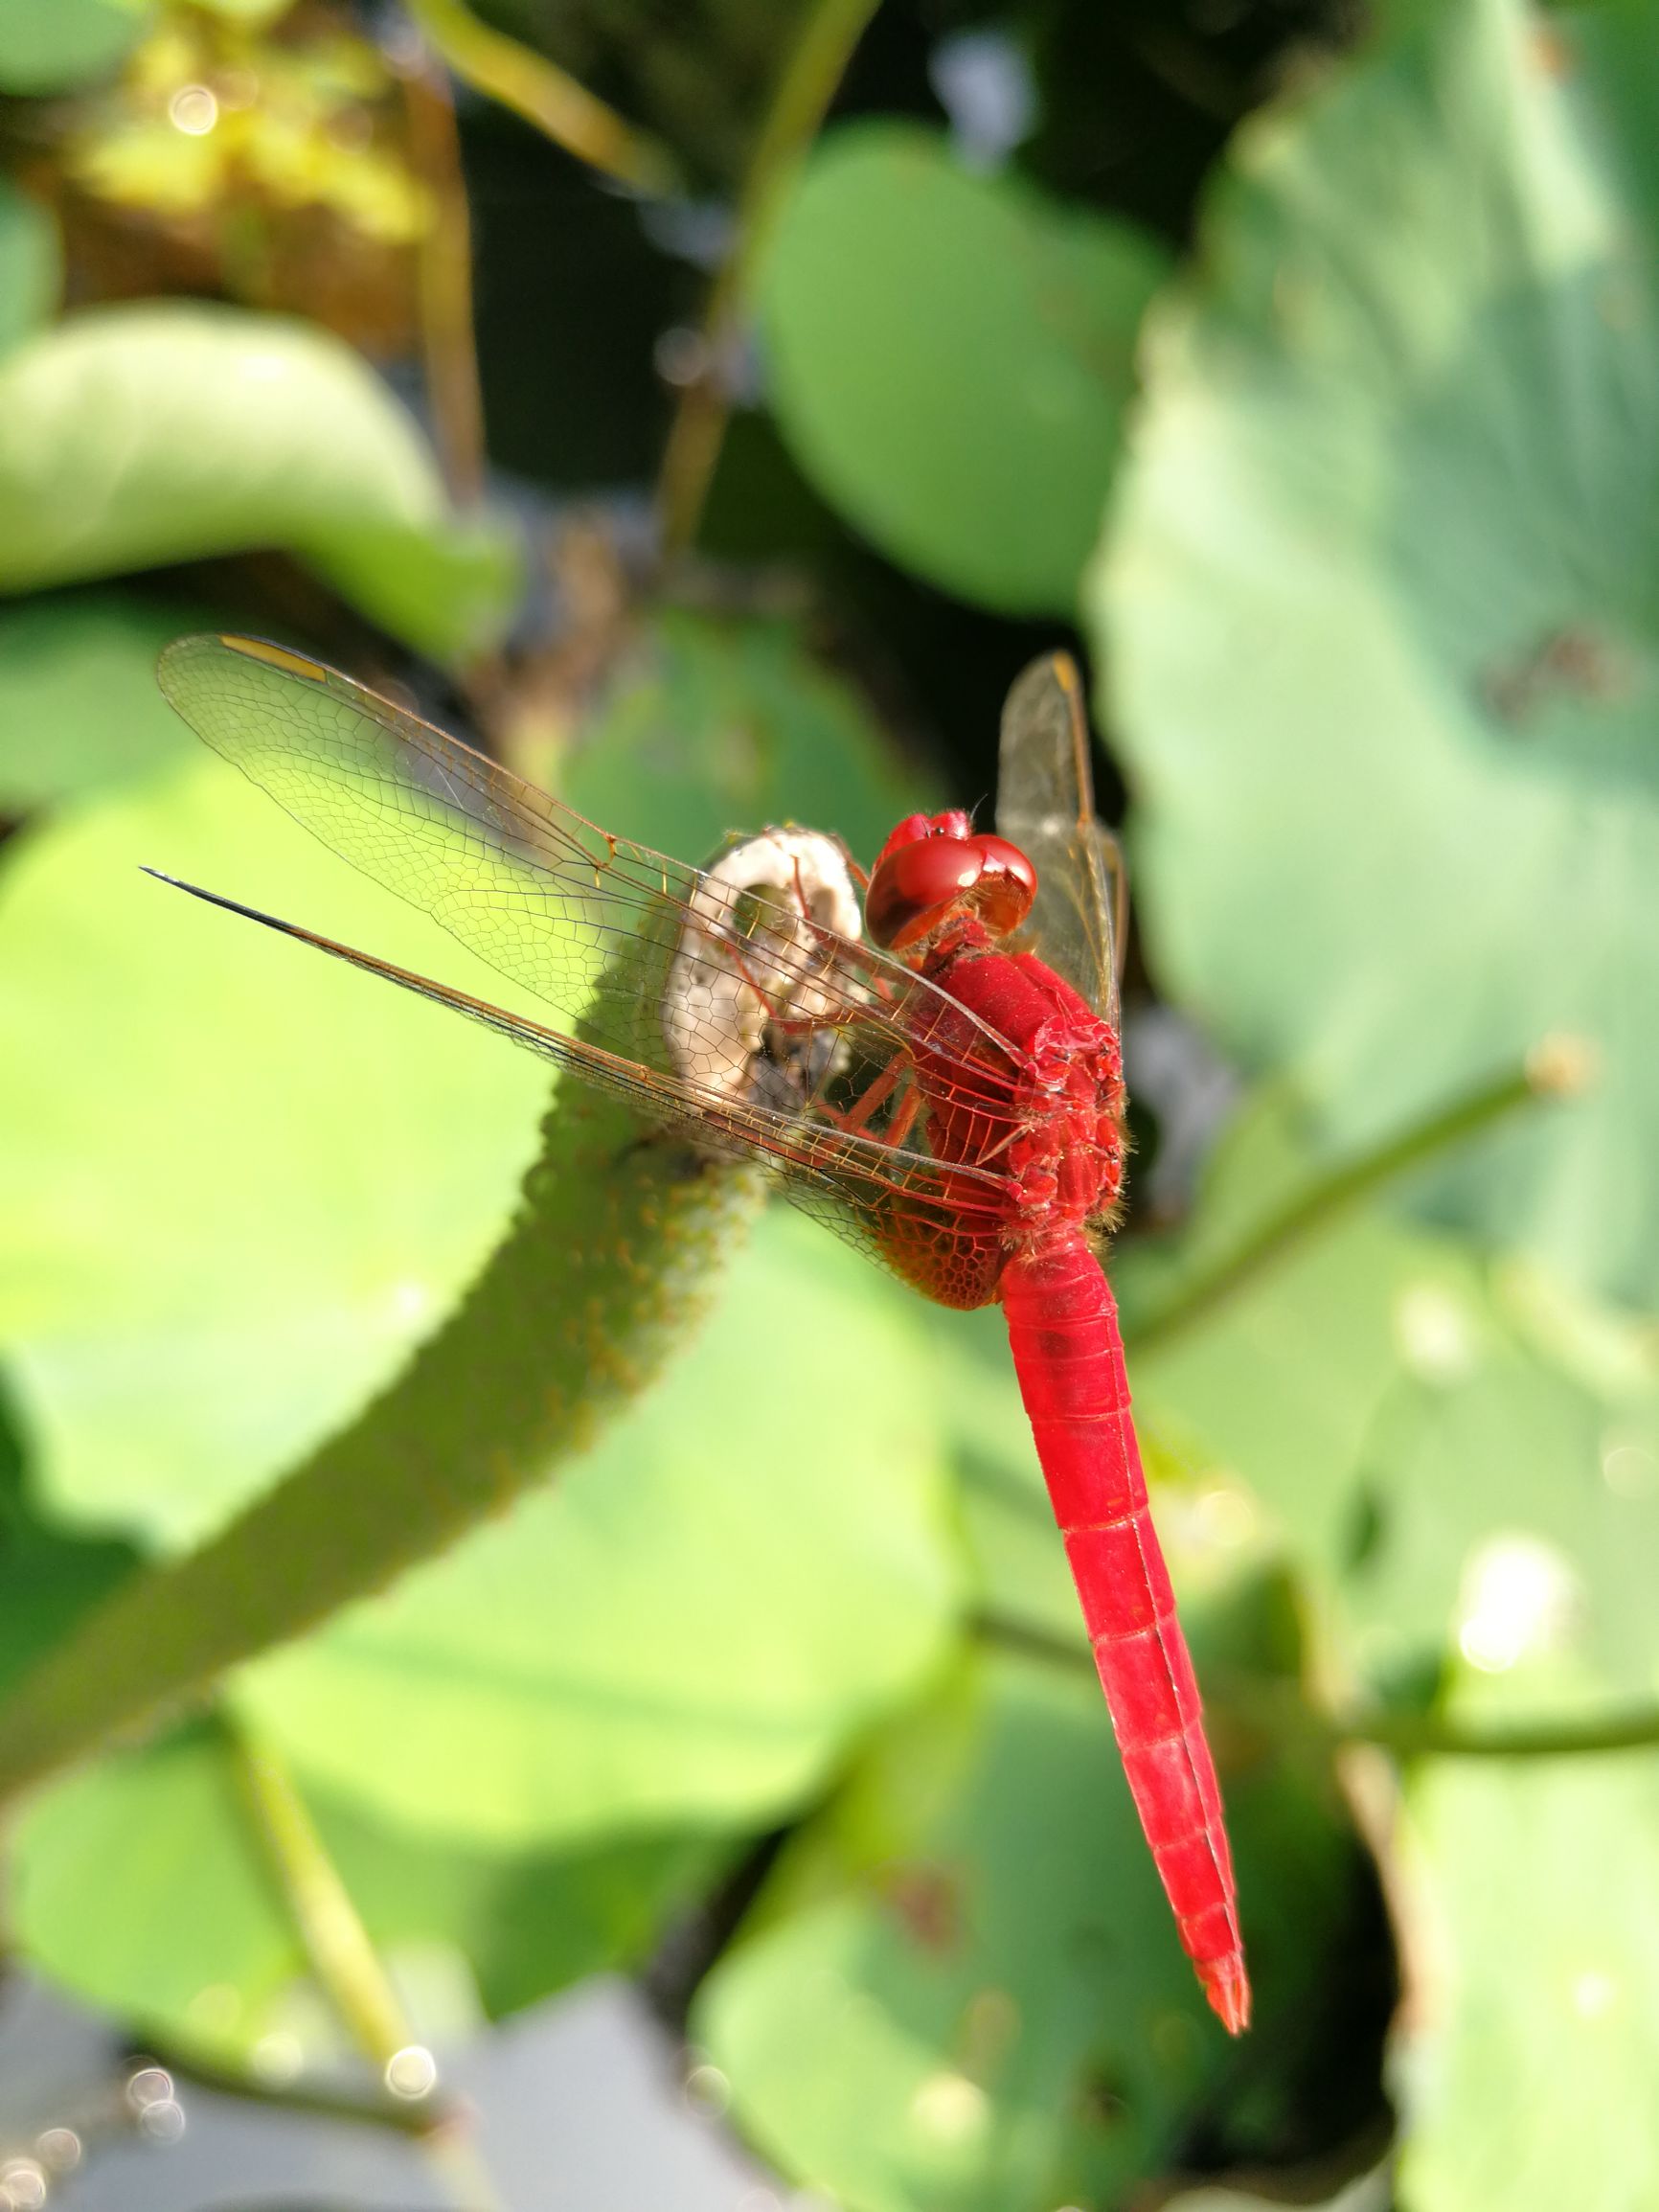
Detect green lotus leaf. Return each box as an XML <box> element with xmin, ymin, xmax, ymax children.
<box><xmin>0</xmin><ymin>591</ymin><xmax>209</xmax><ymax>809</ymax></box>
<box><xmin>0</xmin><ymin>0</ymin><xmax>149</xmax><ymax>94</ymax></box>
<box><xmin>1091</xmin><ymin>0</ymin><xmax>1659</xmax><ymax>1307</ymax></box>
<box><xmin>230</xmin><ymin>1209</ymin><xmax>961</xmax><ymax>1848</ymax></box>
<box><xmin>1392</xmin><ymin>1654</ymin><xmax>1659</xmax><ymax>2212</ymax></box>
<box><xmin>8</xmin><ymin>1721</ymin><xmax>731</xmax><ymax>2066</ymax></box>
<box><xmin>1123</xmin><ymin>1089</ymin><xmax>1659</xmax><ymax>1700</ymax></box>
<box><xmin>698</xmin><ymin>1608</ymin><xmax>1366</xmax><ymax>2212</ymax></box>
<box><xmin>0</xmin><ymin>306</ymin><xmax>519</xmax><ymax>659</ymax></box>
<box><xmin>0</xmin><ymin>179</ymin><xmax>58</xmax><ymax>355</ymax></box>
<box><xmin>0</xmin><ymin>748</ymin><xmax>548</xmax><ymax>1547</ymax></box>
<box><xmin>761</xmin><ymin>123</ymin><xmax>1169</xmax><ymax>614</ymax></box>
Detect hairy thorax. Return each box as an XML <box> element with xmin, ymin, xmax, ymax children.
<box><xmin>885</xmin><ymin>931</ymin><xmax>1126</xmax><ymax>1308</ymax></box>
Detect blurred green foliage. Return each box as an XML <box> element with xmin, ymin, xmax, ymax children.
<box><xmin>0</xmin><ymin>0</ymin><xmax>1654</xmax><ymax>2206</ymax></box>
<box><xmin>758</xmin><ymin>122</ymin><xmax>1170</xmax><ymax>612</ymax></box>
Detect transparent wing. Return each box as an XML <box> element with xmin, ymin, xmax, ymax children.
<box><xmin>158</xmin><ymin>633</ymin><xmax>1008</xmax><ymax>1099</ymax></box>
<box><xmin>993</xmin><ymin>651</ymin><xmax>1125</xmax><ymax>1029</ymax></box>
<box><xmin>143</xmin><ymin>870</ymin><xmax>1015</xmax><ymax>1307</ymax></box>
<box><xmin>153</xmin><ymin>635</ymin><xmax>1024</xmax><ymax>1304</ymax></box>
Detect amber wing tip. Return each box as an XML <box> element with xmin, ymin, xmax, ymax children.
<box><xmin>1203</xmin><ymin>1963</ymin><xmax>1252</xmax><ymax>2036</ymax></box>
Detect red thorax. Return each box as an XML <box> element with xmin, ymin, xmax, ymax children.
<box><xmin>862</xmin><ymin>810</ymin><xmax>1126</xmax><ymax>1305</ymax></box>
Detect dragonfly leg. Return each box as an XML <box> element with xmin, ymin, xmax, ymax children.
<box><xmin>880</xmin><ymin>1078</ymin><xmax>922</xmax><ymax>1150</ymax></box>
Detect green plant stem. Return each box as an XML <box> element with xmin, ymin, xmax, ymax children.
<box><xmin>1128</xmin><ymin>1043</ymin><xmax>1588</xmax><ymax>1356</ymax></box>
<box><xmin>973</xmin><ymin>1611</ymin><xmax>1659</xmax><ymax>1761</ymax></box>
<box><xmin>403</xmin><ymin>54</ymin><xmax>487</xmax><ymax>511</ymax></box>
<box><xmin>656</xmin><ymin>0</ymin><xmax>883</xmax><ymax>555</ymax></box>
<box><xmin>0</xmin><ymin>1092</ymin><xmax>764</xmax><ymax>1816</ymax></box>
<box><xmin>405</xmin><ymin>0</ymin><xmax>677</xmax><ymax>194</ymax></box>
<box><xmin>147</xmin><ymin>2041</ymin><xmax>457</xmax><ymax>2139</ymax></box>
<box><xmin>1342</xmin><ymin>1705</ymin><xmax>1659</xmax><ymax>1761</ymax></box>
<box><xmin>227</xmin><ymin>1721</ymin><xmax>501</xmax><ymax>2211</ymax></box>
<box><xmin>227</xmin><ymin>1721</ymin><xmax>413</xmax><ymax>2070</ymax></box>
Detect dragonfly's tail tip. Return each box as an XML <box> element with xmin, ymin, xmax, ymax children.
<box><xmin>1202</xmin><ymin>1961</ymin><xmax>1252</xmax><ymax>2036</ymax></box>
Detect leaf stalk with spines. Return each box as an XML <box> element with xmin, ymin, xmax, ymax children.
<box><xmin>0</xmin><ymin>1083</ymin><xmax>765</xmax><ymax>1816</ymax></box>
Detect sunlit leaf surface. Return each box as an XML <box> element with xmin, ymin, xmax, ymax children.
<box><xmin>1093</xmin><ymin>0</ymin><xmax>1659</xmax><ymax>1306</ymax></box>
<box><xmin>0</xmin><ymin>590</ymin><xmax>209</xmax><ymax>808</ymax></box>
<box><xmin>0</xmin><ymin>306</ymin><xmax>518</xmax><ymax>659</ymax></box>
<box><xmin>1393</xmin><ymin>1659</ymin><xmax>1659</xmax><ymax>2212</ymax></box>
<box><xmin>0</xmin><ymin>749</ymin><xmax>548</xmax><ymax>1545</ymax></box>
<box><xmin>232</xmin><ymin>1211</ymin><xmax>963</xmax><ymax>1847</ymax></box>
<box><xmin>1122</xmin><ymin>1090</ymin><xmax>1659</xmax><ymax>1703</ymax></box>
<box><xmin>0</xmin><ymin>0</ymin><xmax>149</xmax><ymax>94</ymax></box>
<box><xmin>699</xmin><ymin>1626</ymin><xmax>1366</xmax><ymax>2212</ymax></box>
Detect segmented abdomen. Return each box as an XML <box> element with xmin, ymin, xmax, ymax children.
<box><xmin>1000</xmin><ymin>1237</ymin><xmax>1250</xmax><ymax>2033</ymax></box>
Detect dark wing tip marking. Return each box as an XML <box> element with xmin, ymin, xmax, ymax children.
<box><xmin>139</xmin><ymin>865</ymin><xmax>298</xmax><ymax>941</ymax></box>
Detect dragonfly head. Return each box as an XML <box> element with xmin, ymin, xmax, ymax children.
<box><xmin>865</xmin><ymin>810</ymin><xmax>1037</xmax><ymax>953</ymax></box>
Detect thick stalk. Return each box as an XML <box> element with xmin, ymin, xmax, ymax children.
<box><xmin>0</xmin><ymin>1090</ymin><xmax>763</xmax><ymax>1813</ymax></box>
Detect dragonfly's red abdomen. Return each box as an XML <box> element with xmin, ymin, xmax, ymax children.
<box><xmin>1001</xmin><ymin>1240</ymin><xmax>1250</xmax><ymax>2034</ymax></box>
<box><xmin>879</xmin><ymin>900</ymin><xmax>1248</xmax><ymax>2029</ymax></box>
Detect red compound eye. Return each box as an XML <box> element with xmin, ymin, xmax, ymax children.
<box><xmin>865</xmin><ymin>816</ymin><xmax>1036</xmax><ymax>951</ymax></box>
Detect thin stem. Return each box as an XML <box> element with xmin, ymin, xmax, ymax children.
<box><xmin>147</xmin><ymin>2041</ymin><xmax>457</xmax><ymax>2140</ymax></box>
<box><xmin>655</xmin><ymin>0</ymin><xmax>883</xmax><ymax>556</ymax></box>
<box><xmin>972</xmin><ymin>1613</ymin><xmax>1659</xmax><ymax>1762</ymax></box>
<box><xmin>227</xmin><ymin>1722</ymin><xmax>504</xmax><ymax>2211</ymax></box>
<box><xmin>1128</xmin><ymin>1038</ymin><xmax>1592</xmax><ymax>1357</ymax></box>
<box><xmin>1347</xmin><ymin>1704</ymin><xmax>1659</xmax><ymax>1762</ymax></box>
<box><xmin>0</xmin><ymin>1090</ymin><xmax>763</xmax><ymax>1823</ymax></box>
<box><xmin>403</xmin><ymin>53</ymin><xmax>487</xmax><ymax>510</ymax></box>
<box><xmin>405</xmin><ymin>0</ymin><xmax>676</xmax><ymax>195</ymax></box>
<box><xmin>227</xmin><ymin>1721</ymin><xmax>413</xmax><ymax>2071</ymax></box>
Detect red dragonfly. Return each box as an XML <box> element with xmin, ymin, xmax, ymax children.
<box><xmin>150</xmin><ymin>634</ymin><xmax>1249</xmax><ymax>2033</ymax></box>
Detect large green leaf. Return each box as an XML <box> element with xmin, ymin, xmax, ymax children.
<box><xmin>0</xmin><ymin>609</ymin><xmax>926</xmax><ymax>1550</ymax></box>
<box><xmin>1122</xmin><ymin>1092</ymin><xmax>1659</xmax><ymax>1700</ymax></box>
<box><xmin>0</xmin><ymin>0</ymin><xmax>149</xmax><ymax>93</ymax></box>
<box><xmin>0</xmin><ymin>307</ymin><xmax>519</xmax><ymax>659</ymax></box>
<box><xmin>232</xmin><ymin>1208</ymin><xmax>962</xmax><ymax>1848</ymax></box>
<box><xmin>698</xmin><ymin>1623</ymin><xmax>1365</xmax><ymax>2212</ymax></box>
<box><xmin>761</xmin><ymin>124</ymin><xmax>1170</xmax><ymax>615</ymax></box>
<box><xmin>0</xmin><ymin>611</ymin><xmax>958</xmax><ymax>1841</ymax></box>
<box><xmin>0</xmin><ymin>749</ymin><xmax>548</xmax><ymax>1548</ymax></box>
<box><xmin>1392</xmin><ymin>1657</ymin><xmax>1659</xmax><ymax>2212</ymax></box>
<box><xmin>9</xmin><ymin>1721</ymin><xmax>730</xmax><ymax>2066</ymax></box>
<box><xmin>0</xmin><ymin>180</ymin><xmax>58</xmax><ymax>356</ymax></box>
<box><xmin>0</xmin><ymin>591</ymin><xmax>208</xmax><ymax>809</ymax></box>
<box><xmin>0</xmin><ymin>1377</ymin><xmax>136</xmax><ymax>1701</ymax></box>
<box><xmin>1091</xmin><ymin>0</ymin><xmax>1659</xmax><ymax>1307</ymax></box>
<box><xmin>1119</xmin><ymin>1093</ymin><xmax>1474</xmax><ymax>1603</ymax></box>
